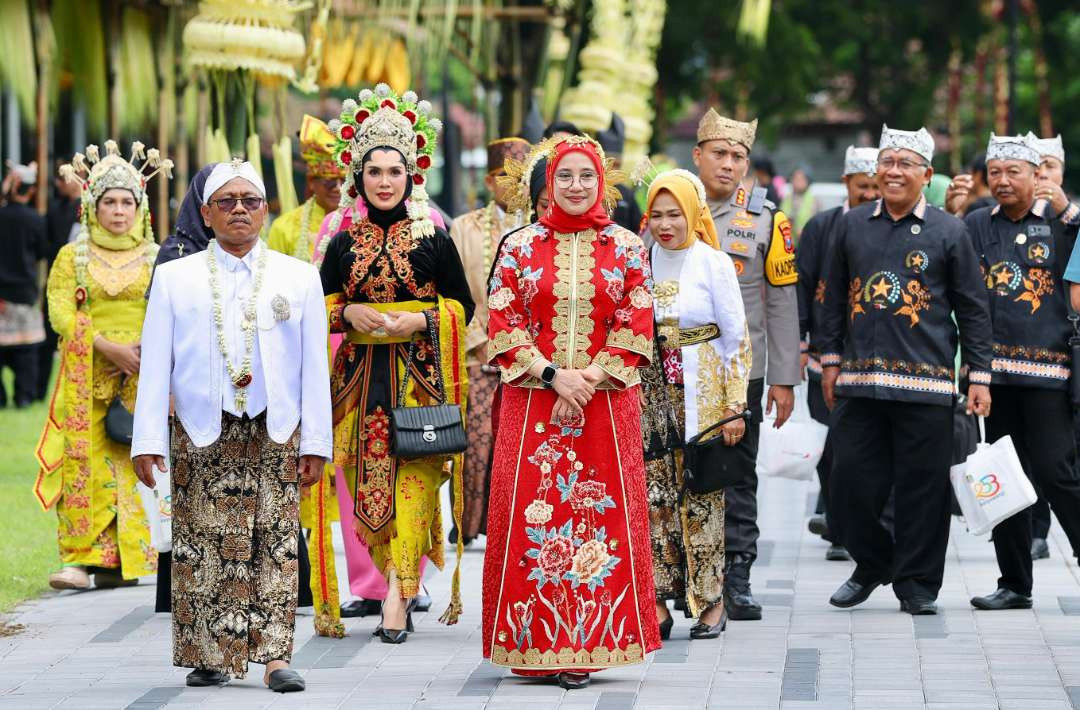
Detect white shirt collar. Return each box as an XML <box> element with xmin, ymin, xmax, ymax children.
<box><xmin>213</xmin><ymin>238</ymin><xmax>262</xmax><ymax>273</ymax></box>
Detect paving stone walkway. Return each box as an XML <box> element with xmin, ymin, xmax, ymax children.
<box><xmin>4</xmin><ymin>474</ymin><xmax>1080</xmax><ymax>710</ymax></box>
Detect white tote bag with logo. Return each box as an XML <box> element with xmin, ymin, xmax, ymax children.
<box><xmin>137</xmin><ymin>452</ymin><xmax>173</xmax><ymax>553</ymax></box>
<box><xmin>757</xmin><ymin>383</ymin><xmax>829</xmax><ymax>480</ymax></box>
<box><xmin>949</xmin><ymin>433</ymin><xmax>1036</xmax><ymax>536</ymax></box>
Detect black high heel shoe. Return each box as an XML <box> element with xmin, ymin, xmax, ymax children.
<box><xmin>658</xmin><ymin>615</ymin><xmax>674</xmax><ymax>640</ymax></box>
<box><xmin>377</xmin><ymin>597</ymin><xmax>416</xmax><ymax>644</ymax></box>
<box><xmin>558</xmin><ymin>672</ymin><xmax>590</xmax><ymax>690</ymax></box>
<box><xmin>689</xmin><ymin>605</ymin><xmax>728</xmax><ymax>640</ymax></box>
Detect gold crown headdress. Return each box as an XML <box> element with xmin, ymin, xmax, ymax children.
<box><xmin>697</xmin><ymin>109</ymin><xmax>757</xmax><ymax>150</ymax></box>
<box><xmin>329</xmin><ymin>83</ymin><xmax>441</xmax><ymax>239</ymax></box>
<box><xmin>60</xmin><ymin>139</ymin><xmax>173</xmax><ymax>205</ymax></box>
<box><xmin>497</xmin><ymin>134</ymin><xmax>625</xmax><ymax>221</ymax></box>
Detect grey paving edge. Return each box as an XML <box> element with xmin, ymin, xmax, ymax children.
<box><xmin>781</xmin><ymin>647</ymin><xmax>819</xmax><ymax>701</ymax></box>
<box><xmin>1060</xmin><ymin>597</ymin><xmax>1080</xmax><ymax>615</ymax></box>
<box><xmin>912</xmin><ymin>609</ymin><xmax>947</xmax><ymax>639</ymax></box>
<box><xmin>458</xmin><ymin>661</ymin><xmax>504</xmax><ymax>697</ymax></box>
<box><xmin>90</xmin><ymin>604</ymin><xmax>155</xmax><ymax>643</ymax></box>
<box><xmin>125</xmin><ymin>686</ymin><xmax>184</xmax><ymax>710</ymax></box>
<box><xmin>653</xmin><ymin>637</ymin><xmax>690</xmax><ymax>663</ymax></box>
<box><xmin>1068</xmin><ymin>685</ymin><xmax>1080</xmax><ymax>710</ymax></box>
<box><xmin>596</xmin><ymin>690</ymin><xmax>638</xmax><ymax>710</ymax></box>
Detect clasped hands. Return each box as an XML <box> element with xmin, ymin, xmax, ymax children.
<box><xmin>344</xmin><ymin>303</ymin><xmax>426</xmax><ymax>338</ymax></box>
<box><xmin>549</xmin><ymin>364</ymin><xmax>607</xmax><ymax>423</ymax></box>
<box><xmin>133</xmin><ymin>453</ymin><xmax>327</xmax><ymax>489</ymax></box>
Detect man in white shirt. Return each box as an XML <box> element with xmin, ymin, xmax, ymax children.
<box><xmin>132</xmin><ymin>160</ymin><xmax>332</xmax><ymax>693</ymax></box>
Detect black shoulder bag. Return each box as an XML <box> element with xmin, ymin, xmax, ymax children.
<box><xmin>653</xmin><ymin>331</ymin><xmax>755</xmax><ymax>497</ymax></box>
<box><xmin>390</xmin><ymin>338</ymin><xmax>467</xmax><ymax>458</ymax></box>
<box><xmin>105</xmin><ymin>395</ymin><xmax>134</xmax><ymax>445</ymax></box>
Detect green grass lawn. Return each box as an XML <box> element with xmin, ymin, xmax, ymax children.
<box><xmin>0</xmin><ymin>366</ymin><xmax>59</xmax><ymax>614</ymax></box>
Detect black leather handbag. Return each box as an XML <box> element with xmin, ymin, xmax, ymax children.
<box><xmin>652</xmin><ymin>335</ymin><xmax>756</xmax><ymax>497</ymax></box>
<box><xmin>681</xmin><ymin>409</ymin><xmax>754</xmax><ymax>496</ymax></box>
<box><xmin>390</xmin><ymin>341</ymin><xmax>466</xmax><ymax>458</ymax></box>
<box><xmin>105</xmin><ymin>395</ymin><xmax>134</xmax><ymax>445</ymax></box>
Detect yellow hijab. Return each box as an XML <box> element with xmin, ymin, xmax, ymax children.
<box><xmin>646</xmin><ymin>169</ymin><xmax>720</xmax><ymax>250</ymax></box>
<box><xmin>86</xmin><ymin>190</ymin><xmax>147</xmax><ymax>251</ymax></box>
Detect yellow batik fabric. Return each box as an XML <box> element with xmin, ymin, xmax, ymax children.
<box><xmin>34</xmin><ymin>242</ymin><xmax>157</xmax><ymax>579</ymax></box>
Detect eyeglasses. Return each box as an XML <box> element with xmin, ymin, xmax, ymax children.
<box><xmin>554</xmin><ymin>171</ymin><xmax>599</xmax><ymax>189</ymax></box>
<box><xmin>211</xmin><ymin>196</ymin><xmax>264</xmax><ymax>212</ymax></box>
<box><xmin>877</xmin><ymin>157</ymin><xmax>928</xmax><ymax>172</ymax></box>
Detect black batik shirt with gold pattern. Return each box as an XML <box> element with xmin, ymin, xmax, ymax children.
<box><xmin>816</xmin><ymin>195</ymin><xmax>993</xmax><ymax>406</ymax></box>
<box><xmin>966</xmin><ymin>201</ymin><xmax>1079</xmax><ymax>390</ymax></box>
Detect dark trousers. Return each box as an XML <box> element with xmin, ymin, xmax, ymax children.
<box><xmin>36</xmin><ymin>312</ymin><xmax>58</xmax><ymax>400</ymax></box>
<box><xmin>806</xmin><ymin>378</ymin><xmax>837</xmax><ymax>542</ymax></box>
<box><xmin>0</xmin><ymin>344</ymin><xmax>39</xmax><ymax>407</ymax></box>
<box><xmin>987</xmin><ymin>386</ymin><xmax>1080</xmax><ymax>596</ymax></box>
<box><xmin>1030</xmin><ymin>406</ymin><xmax>1080</xmax><ymax>540</ymax></box>
<box><xmin>830</xmin><ymin>396</ymin><xmax>954</xmax><ymax>600</ymax></box>
<box><xmin>725</xmin><ymin>378</ymin><xmax>764</xmax><ymax>565</ymax></box>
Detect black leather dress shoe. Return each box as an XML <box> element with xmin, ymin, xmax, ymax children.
<box><xmin>658</xmin><ymin>616</ymin><xmax>673</xmax><ymax>640</ymax></box>
<box><xmin>825</xmin><ymin>544</ymin><xmax>851</xmax><ymax>561</ymax></box>
<box><xmin>899</xmin><ymin>598</ymin><xmax>937</xmax><ymax>615</ymax></box>
<box><xmin>1031</xmin><ymin>538</ymin><xmax>1050</xmax><ymax>560</ymax></box>
<box><xmin>186</xmin><ymin>669</ymin><xmax>229</xmax><ymax>687</ymax></box>
<box><xmin>970</xmin><ymin>588</ymin><xmax>1032</xmax><ymax>610</ymax></box>
<box><xmin>558</xmin><ymin>672</ymin><xmax>590</xmax><ymax>689</ymax></box>
<box><xmin>829</xmin><ymin>577</ymin><xmax>881</xmax><ymax>608</ymax></box>
<box><xmin>340</xmin><ymin>599</ymin><xmax>382</xmax><ymax>618</ymax></box>
<box><xmin>808</xmin><ymin>516</ymin><xmax>830</xmax><ymax>539</ymax></box>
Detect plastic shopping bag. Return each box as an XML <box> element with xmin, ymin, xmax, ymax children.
<box><xmin>949</xmin><ymin>434</ymin><xmax>1036</xmax><ymax>536</ymax></box>
<box><xmin>137</xmin><ymin>451</ymin><xmax>172</xmax><ymax>552</ymax></box>
<box><xmin>757</xmin><ymin>383</ymin><xmax>829</xmax><ymax>480</ymax></box>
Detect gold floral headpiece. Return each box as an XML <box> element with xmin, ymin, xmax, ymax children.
<box><xmin>497</xmin><ymin>134</ymin><xmax>625</xmax><ymax>220</ymax></box>
<box><xmin>60</xmin><ymin>139</ymin><xmax>173</xmax><ymax>204</ymax></box>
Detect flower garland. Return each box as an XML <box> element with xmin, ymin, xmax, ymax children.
<box><xmin>292</xmin><ymin>197</ymin><xmax>316</xmax><ymax>261</ymax></box>
<box><xmin>207</xmin><ymin>239</ymin><xmax>268</xmax><ymax>411</ymax></box>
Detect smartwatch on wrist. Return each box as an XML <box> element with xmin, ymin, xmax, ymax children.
<box><xmin>541</xmin><ymin>364</ymin><xmax>558</xmax><ymax>388</ymax></box>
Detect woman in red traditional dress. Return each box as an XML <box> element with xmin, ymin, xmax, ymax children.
<box><xmin>482</xmin><ymin>135</ymin><xmax>660</xmax><ymax>689</ymax></box>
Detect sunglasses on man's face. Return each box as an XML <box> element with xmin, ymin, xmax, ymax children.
<box><xmin>211</xmin><ymin>196</ymin><xmax>264</xmax><ymax>212</ymax></box>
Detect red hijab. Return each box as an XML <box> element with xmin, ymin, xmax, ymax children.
<box><xmin>539</xmin><ymin>139</ymin><xmax>613</xmax><ymax>234</ymax></box>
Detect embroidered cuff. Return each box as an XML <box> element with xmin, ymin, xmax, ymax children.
<box><xmin>605</xmin><ymin>328</ymin><xmax>652</xmax><ymax>362</ymax></box>
<box><xmin>487</xmin><ymin>327</ymin><xmax>535</xmax><ymax>363</ymax></box>
<box><xmin>820</xmin><ymin>353</ymin><xmax>842</xmax><ymax>367</ymax></box>
<box><xmin>968</xmin><ymin>370</ymin><xmax>992</xmax><ymax>385</ymax></box>
<box><xmin>500</xmin><ymin>345</ymin><xmax>544</xmax><ymax>384</ymax></box>
<box><xmin>593</xmin><ymin>350</ymin><xmax>640</xmax><ymax>388</ymax></box>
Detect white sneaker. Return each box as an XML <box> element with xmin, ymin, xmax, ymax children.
<box><xmin>49</xmin><ymin>566</ymin><xmax>91</xmax><ymax>590</ymax></box>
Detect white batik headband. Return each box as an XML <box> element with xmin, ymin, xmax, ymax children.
<box><xmin>986</xmin><ymin>133</ymin><xmax>1040</xmax><ymax>166</ymax></box>
<box><xmin>1025</xmin><ymin>132</ymin><xmax>1065</xmax><ymax>164</ymax></box>
<box><xmin>879</xmin><ymin>124</ymin><xmax>934</xmax><ymax>163</ymax></box>
<box><xmin>201</xmin><ymin>159</ymin><xmax>266</xmax><ymax>203</ymax></box>
<box><xmin>843</xmin><ymin>146</ymin><xmax>879</xmax><ymax>176</ymax></box>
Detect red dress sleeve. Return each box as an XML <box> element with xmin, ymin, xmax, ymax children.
<box><xmin>592</xmin><ymin>228</ymin><xmax>654</xmax><ymax>388</ymax></box>
<box><xmin>487</xmin><ymin>228</ymin><xmax>545</xmax><ymax>384</ymax></box>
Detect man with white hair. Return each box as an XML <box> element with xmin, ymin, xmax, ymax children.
<box><xmin>817</xmin><ymin>126</ymin><xmax>993</xmax><ymax>615</ymax></box>
<box><xmin>796</xmin><ymin>145</ymin><xmax>880</xmax><ymax>562</ymax></box>
<box><xmin>965</xmin><ymin>134</ymin><xmax>1080</xmax><ymax>611</ymax></box>
<box><xmin>132</xmin><ymin>159</ymin><xmax>332</xmax><ymax>692</ymax></box>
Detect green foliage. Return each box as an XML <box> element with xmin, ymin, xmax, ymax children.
<box><xmin>51</xmin><ymin>0</ymin><xmax>108</xmax><ymax>136</ymax></box>
<box><xmin>0</xmin><ymin>369</ymin><xmax>59</xmax><ymax>614</ymax></box>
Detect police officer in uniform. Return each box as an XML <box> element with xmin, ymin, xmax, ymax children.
<box><xmin>796</xmin><ymin>145</ymin><xmax>880</xmax><ymax>561</ymax></box>
<box><xmin>818</xmin><ymin>125</ymin><xmax>994</xmax><ymax>616</ymax></box>
<box><xmin>694</xmin><ymin>109</ymin><xmax>801</xmax><ymax>621</ymax></box>
<box><xmin>967</xmin><ymin>133</ymin><xmax>1080</xmax><ymax>610</ymax></box>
